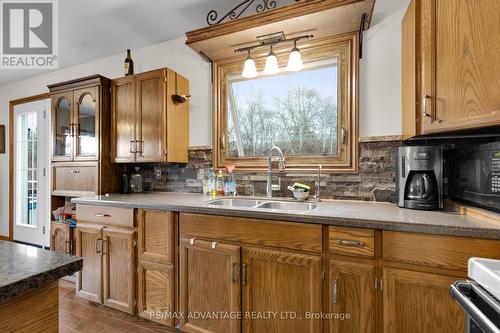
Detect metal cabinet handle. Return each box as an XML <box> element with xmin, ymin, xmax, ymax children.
<box><xmin>422</xmin><ymin>95</ymin><xmax>431</xmax><ymax>117</ymax></box>
<box><xmin>242</xmin><ymin>264</ymin><xmax>247</xmax><ymax>285</ymax></box>
<box><xmin>95</xmin><ymin>213</ymin><xmax>110</xmax><ymax>218</ymax></box>
<box><xmin>231</xmin><ymin>263</ymin><xmax>237</xmax><ymax>284</ymax></box>
<box><xmin>101</xmin><ymin>239</ymin><xmax>106</xmax><ymax>255</ymax></box>
<box><xmin>130</xmin><ymin>140</ymin><xmax>137</xmax><ymax>154</ymax></box>
<box><xmin>336</xmin><ymin>239</ymin><xmax>365</xmax><ymax>248</ymax></box>
<box><xmin>136</xmin><ymin>140</ymin><xmax>144</xmax><ymax>156</ymax></box>
<box><xmin>95</xmin><ymin>238</ymin><xmax>102</xmax><ymax>254</ymax></box>
<box><xmin>68</xmin><ymin>169</ymin><xmax>80</xmax><ymax>174</ymax></box>
<box><xmin>65</xmin><ymin>240</ymin><xmax>70</xmax><ymax>255</ymax></box>
<box><xmin>333</xmin><ymin>279</ymin><xmax>338</xmax><ymax>304</ymax></box>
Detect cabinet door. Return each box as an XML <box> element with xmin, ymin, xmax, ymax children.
<box><xmin>75</xmin><ymin>224</ymin><xmax>103</xmax><ymax>303</ymax></box>
<box><xmin>179</xmin><ymin>238</ymin><xmax>241</xmax><ymax>333</ymax></box>
<box><xmin>50</xmin><ymin>222</ymin><xmax>70</xmax><ymax>254</ymax></box>
<box><xmin>383</xmin><ymin>268</ymin><xmax>465</xmax><ymax>333</ymax></box>
<box><xmin>138</xmin><ymin>209</ymin><xmax>175</xmax><ymax>265</ymax></box>
<box><xmin>52</xmin><ymin>92</ymin><xmax>74</xmax><ymax>161</ymax></box>
<box><xmin>328</xmin><ymin>260</ymin><xmax>375</xmax><ymax>333</ymax></box>
<box><xmin>420</xmin><ymin>0</ymin><xmax>500</xmax><ymax>134</ymax></box>
<box><xmin>102</xmin><ymin>227</ymin><xmax>136</xmax><ymax>314</ymax></box>
<box><xmin>138</xmin><ymin>261</ymin><xmax>175</xmax><ymax>327</ymax></box>
<box><xmin>74</xmin><ymin>87</ymin><xmax>99</xmax><ymax>161</ymax></box>
<box><xmin>242</xmin><ymin>247</ymin><xmax>322</xmax><ymax>333</ymax></box>
<box><xmin>111</xmin><ymin>76</ymin><xmax>136</xmax><ymax>163</ymax></box>
<box><xmin>135</xmin><ymin>70</ymin><xmax>166</xmax><ymax>162</ymax></box>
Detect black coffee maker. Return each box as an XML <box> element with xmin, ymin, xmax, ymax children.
<box><xmin>396</xmin><ymin>146</ymin><xmax>443</xmax><ymax>210</ymax></box>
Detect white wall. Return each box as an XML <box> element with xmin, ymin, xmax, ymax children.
<box><xmin>0</xmin><ymin>0</ymin><xmax>409</xmax><ymax>237</ymax></box>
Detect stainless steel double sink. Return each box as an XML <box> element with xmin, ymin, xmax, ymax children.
<box><xmin>204</xmin><ymin>198</ymin><xmax>318</xmax><ymax>212</ymax></box>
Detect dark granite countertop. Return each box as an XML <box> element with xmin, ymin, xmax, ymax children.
<box><xmin>0</xmin><ymin>241</ymin><xmax>82</xmax><ymax>303</ymax></box>
<box><xmin>72</xmin><ymin>192</ymin><xmax>500</xmax><ymax>240</ymax></box>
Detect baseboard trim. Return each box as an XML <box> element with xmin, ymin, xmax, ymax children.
<box><xmin>0</xmin><ymin>235</ymin><xmax>9</xmax><ymax>241</ymax></box>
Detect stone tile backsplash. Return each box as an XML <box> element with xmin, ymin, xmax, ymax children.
<box><xmin>120</xmin><ymin>139</ymin><xmax>401</xmax><ymax>203</ymax></box>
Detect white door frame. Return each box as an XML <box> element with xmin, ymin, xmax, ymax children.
<box><xmin>12</xmin><ymin>98</ymin><xmax>51</xmax><ymax>247</ymax></box>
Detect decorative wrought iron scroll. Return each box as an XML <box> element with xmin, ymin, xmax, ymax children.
<box><xmin>206</xmin><ymin>0</ymin><xmax>300</xmax><ymax>26</ymax></box>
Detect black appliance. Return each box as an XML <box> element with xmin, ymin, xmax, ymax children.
<box><xmin>397</xmin><ymin>146</ymin><xmax>443</xmax><ymax>210</ymax></box>
<box><xmin>449</xmin><ymin>141</ymin><xmax>500</xmax><ymax>213</ymax></box>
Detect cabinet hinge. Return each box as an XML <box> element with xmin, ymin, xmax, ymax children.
<box><xmin>133</xmin><ymin>239</ymin><xmax>137</xmax><ymax>247</ymax></box>
<box><xmin>374</xmin><ymin>277</ymin><xmax>378</xmax><ymax>290</ymax></box>
<box><xmin>43</xmin><ymin>110</ymin><xmax>47</xmax><ymax>119</ymax></box>
<box><xmin>379</xmin><ymin>278</ymin><xmax>383</xmax><ymax>291</ymax></box>
<box><xmin>42</xmin><ymin>226</ymin><xmax>46</xmax><ymax>235</ymax></box>
<box><xmin>42</xmin><ymin>168</ymin><xmax>46</xmax><ymax>177</ymax></box>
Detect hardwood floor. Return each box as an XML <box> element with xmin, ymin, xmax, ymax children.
<box><xmin>59</xmin><ymin>280</ymin><xmax>179</xmax><ymax>333</ymax></box>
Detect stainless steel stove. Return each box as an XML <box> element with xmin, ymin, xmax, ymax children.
<box><xmin>450</xmin><ymin>258</ymin><xmax>500</xmax><ymax>333</ymax></box>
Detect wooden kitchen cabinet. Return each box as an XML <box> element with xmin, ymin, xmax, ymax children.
<box><xmin>111</xmin><ymin>68</ymin><xmax>189</xmax><ymax>163</ymax></box>
<box><xmin>49</xmin><ymin>75</ymin><xmax>116</xmax><ymax>196</ymax></box>
<box><xmin>179</xmin><ymin>238</ymin><xmax>241</xmax><ymax>333</ymax></box>
<box><xmin>50</xmin><ymin>221</ymin><xmax>73</xmax><ymax>255</ymax></box>
<box><xmin>103</xmin><ymin>227</ymin><xmax>136</xmax><ymax>314</ymax></box>
<box><xmin>328</xmin><ymin>259</ymin><xmax>376</xmax><ymax>333</ymax></box>
<box><xmin>75</xmin><ymin>224</ymin><xmax>103</xmax><ymax>303</ymax></box>
<box><xmin>137</xmin><ymin>209</ymin><xmax>177</xmax><ymax>326</ymax></box>
<box><xmin>383</xmin><ymin>268</ymin><xmax>465</xmax><ymax>333</ymax></box>
<box><xmin>241</xmin><ymin>247</ymin><xmax>322</xmax><ymax>333</ymax></box>
<box><xmin>402</xmin><ymin>0</ymin><xmax>500</xmax><ymax>139</ymax></box>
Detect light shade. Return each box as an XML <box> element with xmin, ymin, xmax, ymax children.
<box><xmin>242</xmin><ymin>56</ymin><xmax>257</xmax><ymax>78</ymax></box>
<box><xmin>263</xmin><ymin>50</ymin><xmax>280</xmax><ymax>75</ymax></box>
<box><xmin>287</xmin><ymin>47</ymin><xmax>304</xmax><ymax>71</ymax></box>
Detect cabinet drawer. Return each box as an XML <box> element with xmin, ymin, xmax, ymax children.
<box><xmin>383</xmin><ymin>231</ymin><xmax>500</xmax><ymax>271</ymax></box>
<box><xmin>329</xmin><ymin>226</ymin><xmax>375</xmax><ymax>258</ymax></box>
<box><xmin>52</xmin><ymin>163</ymin><xmax>98</xmax><ymax>196</ymax></box>
<box><xmin>76</xmin><ymin>204</ymin><xmax>134</xmax><ymax>228</ymax></box>
<box><xmin>180</xmin><ymin>213</ymin><xmax>322</xmax><ymax>253</ymax></box>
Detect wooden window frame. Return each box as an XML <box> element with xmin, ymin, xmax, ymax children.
<box><xmin>212</xmin><ymin>32</ymin><xmax>359</xmax><ymax>173</ymax></box>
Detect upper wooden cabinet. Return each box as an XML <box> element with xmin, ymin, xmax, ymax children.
<box><xmin>402</xmin><ymin>0</ymin><xmax>500</xmax><ymax>139</ymax></box>
<box><xmin>111</xmin><ymin>68</ymin><xmax>189</xmax><ymax>163</ymax></box>
<box><xmin>48</xmin><ymin>75</ymin><xmax>116</xmax><ymax>196</ymax></box>
<box><xmin>49</xmin><ymin>75</ymin><xmax>107</xmax><ymax>162</ymax></box>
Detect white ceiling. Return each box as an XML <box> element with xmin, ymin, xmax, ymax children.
<box><xmin>0</xmin><ymin>0</ymin><xmax>250</xmax><ymax>85</ymax></box>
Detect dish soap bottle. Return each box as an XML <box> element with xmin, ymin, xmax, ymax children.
<box><xmin>130</xmin><ymin>167</ymin><xmax>143</xmax><ymax>193</ymax></box>
<box><xmin>224</xmin><ymin>166</ymin><xmax>237</xmax><ymax>196</ymax></box>
<box><xmin>216</xmin><ymin>170</ymin><xmax>225</xmax><ymax>196</ymax></box>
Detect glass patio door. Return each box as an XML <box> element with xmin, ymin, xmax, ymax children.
<box><xmin>14</xmin><ymin>99</ymin><xmax>50</xmax><ymax>246</ymax></box>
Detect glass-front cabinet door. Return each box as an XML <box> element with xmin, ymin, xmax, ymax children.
<box><xmin>74</xmin><ymin>87</ymin><xmax>99</xmax><ymax>160</ymax></box>
<box><xmin>52</xmin><ymin>92</ymin><xmax>73</xmax><ymax>161</ymax></box>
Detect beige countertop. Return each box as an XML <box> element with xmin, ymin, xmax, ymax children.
<box><xmin>72</xmin><ymin>192</ymin><xmax>500</xmax><ymax>240</ymax></box>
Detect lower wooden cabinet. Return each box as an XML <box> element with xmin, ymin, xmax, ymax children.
<box><xmin>103</xmin><ymin>227</ymin><xmax>136</xmax><ymax>314</ymax></box>
<box><xmin>242</xmin><ymin>247</ymin><xmax>322</xmax><ymax>333</ymax></box>
<box><xmin>328</xmin><ymin>259</ymin><xmax>376</xmax><ymax>333</ymax></box>
<box><xmin>75</xmin><ymin>224</ymin><xmax>103</xmax><ymax>303</ymax></box>
<box><xmin>179</xmin><ymin>238</ymin><xmax>241</xmax><ymax>333</ymax></box>
<box><xmin>383</xmin><ymin>268</ymin><xmax>465</xmax><ymax>333</ymax></box>
<box><xmin>75</xmin><ymin>223</ymin><xmax>136</xmax><ymax>313</ymax></box>
<box><xmin>138</xmin><ymin>261</ymin><xmax>175</xmax><ymax>326</ymax></box>
<box><xmin>50</xmin><ymin>221</ymin><xmax>73</xmax><ymax>255</ymax></box>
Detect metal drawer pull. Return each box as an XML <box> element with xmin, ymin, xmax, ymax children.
<box><xmin>242</xmin><ymin>264</ymin><xmax>247</xmax><ymax>285</ymax></box>
<box><xmin>211</xmin><ymin>241</ymin><xmax>217</xmax><ymax>249</ymax></box>
<box><xmin>189</xmin><ymin>238</ymin><xmax>196</xmax><ymax>245</ymax></box>
<box><xmin>333</xmin><ymin>279</ymin><xmax>338</xmax><ymax>304</ymax></box>
<box><xmin>336</xmin><ymin>239</ymin><xmax>365</xmax><ymax>248</ymax></box>
<box><xmin>95</xmin><ymin>213</ymin><xmax>110</xmax><ymax>218</ymax></box>
<box><xmin>231</xmin><ymin>263</ymin><xmax>237</xmax><ymax>284</ymax></box>
<box><xmin>68</xmin><ymin>169</ymin><xmax>80</xmax><ymax>174</ymax></box>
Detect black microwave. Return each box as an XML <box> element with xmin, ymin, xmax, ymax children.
<box><xmin>449</xmin><ymin>141</ymin><xmax>500</xmax><ymax>213</ymax></box>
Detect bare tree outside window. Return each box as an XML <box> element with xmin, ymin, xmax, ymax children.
<box><xmin>227</xmin><ymin>60</ymin><xmax>338</xmax><ymax>158</ymax></box>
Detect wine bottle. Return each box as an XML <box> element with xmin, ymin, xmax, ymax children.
<box><xmin>124</xmin><ymin>49</ymin><xmax>134</xmax><ymax>76</ymax></box>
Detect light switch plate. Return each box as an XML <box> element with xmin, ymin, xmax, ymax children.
<box><xmin>154</xmin><ymin>166</ymin><xmax>162</xmax><ymax>179</ymax></box>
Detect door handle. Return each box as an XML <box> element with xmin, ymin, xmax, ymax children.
<box><xmin>231</xmin><ymin>263</ymin><xmax>237</xmax><ymax>284</ymax></box>
<box><xmin>242</xmin><ymin>264</ymin><xmax>247</xmax><ymax>285</ymax></box>
<box><xmin>422</xmin><ymin>95</ymin><xmax>431</xmax><ymax>117</ymax></box>
<box><xmin>333</xmin><ymin>279</ymin><xmax>338</xmax><ymax>304</ymax></box>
